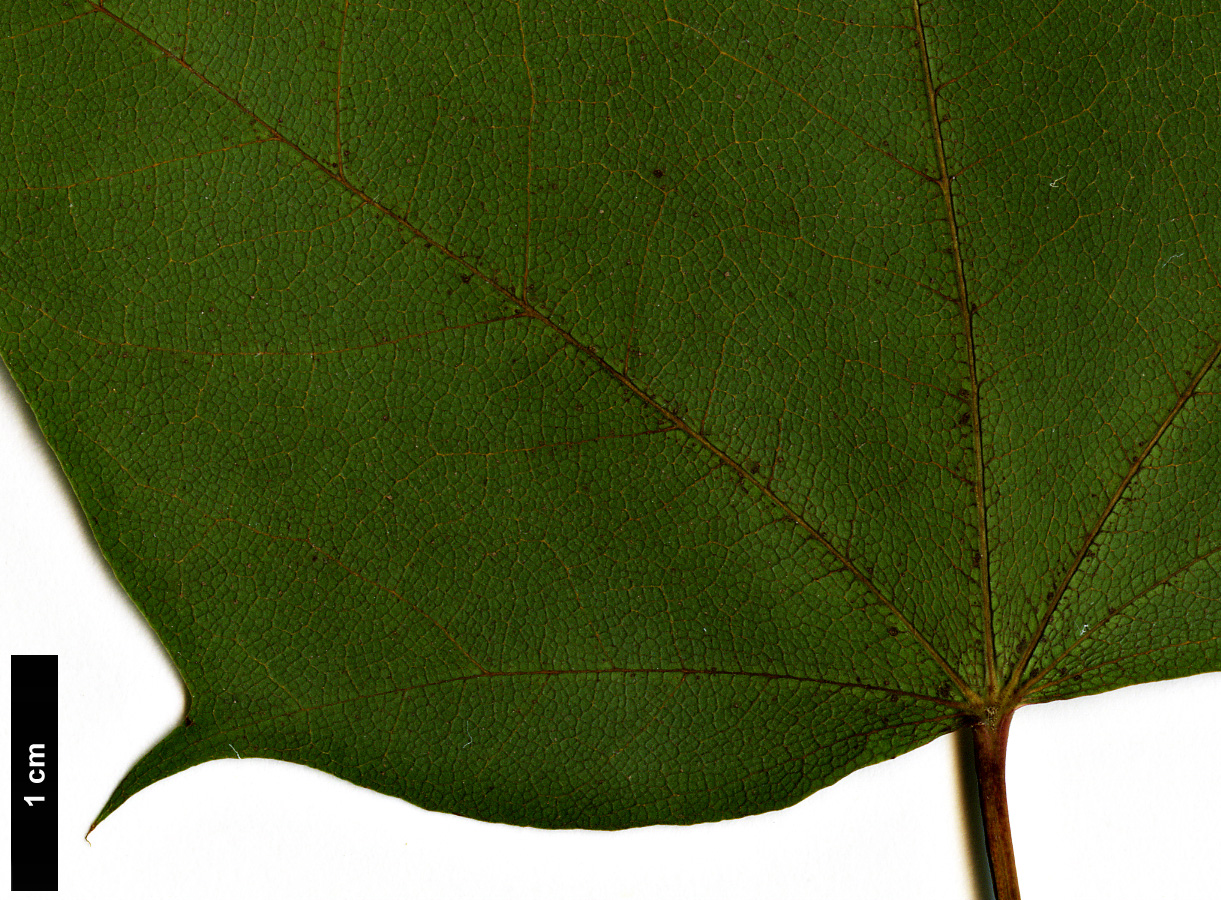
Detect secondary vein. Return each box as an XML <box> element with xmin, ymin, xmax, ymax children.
<box><xmin>1004</xmin><ymin>134</ymin><xmax>1221</xmax><ymax>699</ymax></box>
<box><xmin>87</xmin><ymin>0</ymin><xmax>981</xmax><ymax>708</ymax></box>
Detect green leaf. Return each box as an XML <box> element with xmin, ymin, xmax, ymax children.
<box><xmin>1</xmin><ymin>0</ymin><xmax>1217</xmax><ymax>859</ymax></box>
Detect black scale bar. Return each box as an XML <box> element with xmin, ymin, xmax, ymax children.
<box><xmin>11</xmin><ymin>655</ymin><xmax>57</xmax><ymax>891</ymax></box>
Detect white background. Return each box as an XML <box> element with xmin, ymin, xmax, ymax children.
<box><xmin>2</xmin><ymin>363</ymin><xmax>1218</xmax><ymax>900</ymax></box>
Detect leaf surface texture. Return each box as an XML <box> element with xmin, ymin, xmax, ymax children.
<box><xmin>1</xmin><ymin>0</ymin><xmax>1218</xmax><ymax>828</ymax></box>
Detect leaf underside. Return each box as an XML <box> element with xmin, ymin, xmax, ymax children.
<box><xmin>1</xmin><ymin>0</ymin><xmax>1218</xmax><ymax>830</ymax></box>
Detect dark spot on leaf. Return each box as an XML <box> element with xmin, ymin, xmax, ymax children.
<box><xmin>460</xmin><ymin>274</ymin><xmax>472</xmax><ymax>283</ymax></box>
<box><xmin>886</xmin><ymin>626</ymin><xmax>899</xmax><ymax>637</ymax></box>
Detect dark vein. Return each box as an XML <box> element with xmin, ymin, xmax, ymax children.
<box><xmin>87</xmin><ymin>1</ymin><xmax>980</xmax><ymax>707</ymax></box>
<box><xmin>203</xmin><ymin>667</ymin><xmax>974</xmax><ymax>742</ymax></box>
<box><xmin>951</xmin><ymin>103</ymin><xmax>1101</xmax><ymax>180</ymax></box>
<box><xmin>913</xmin><ymin>0</ymin><xmax>996</xmax><ymax>694</ymax></box>
<box><xmin>181</xmin><ymin>0</ymin><xmax>192</xmax><ymax>57</ymax></box>
<box><xmin>932</xmin><ymin>0</ymin><xmax>1065</xmax><ymax>95</ymax></box>
<box><xmin>665</xmin><ymin>15</ymin><xmax>938</xmax><ymax>184</ymax></box>
<box><xmin>3</xmin><ymin>10</ymin><xmax>97</xmax><ymax>41</ymax></box>
<box><xmin>515</xmin><ymin>1</ymin><xmax>537</xmax><ymax>300</ymax></box>
<box><xmin>563</xmin><ymin>328</ymin><xmax>979</xmax><ymax>702</ymax></box>
<box><xmin>30</xmin><ymin>304</ymin><xmax>526</xmax><ymax>358</ymax></box>
<box><xmin>2</xmin><ymin>139</ymin><xmax>274</xmax><ymax>193</ymax></box>
<box><xmin>745</xmin><ymin>226</ymin><xmax>958</xmax><ymax>303</ymax></box>
<box><xmin>438</xmin><ymin>425</ymin><xmax>681</xmax><ymax>459</ymax></box>
<box><xmin>841</xmin><ymin>354</ymin><xmax>961</xmax><ymax>402</ymax></box>
<box><xmin>1025</xmin><ymin>635</ymin><xmax>1221</xmax><ymax>699</ymax></box>
<box><xmin>1020</xmin><ymin>541</ymin><xmax>1221</xmax><ymax>695</ymax></box>
<box><xmin>334</xmin><ymin>0</ymin><xmax>349</xmax><ymax>178</ymax></box>
<box><xmin>1004</xmin><ymin>133</ymin><xmax>1221</xmax><ymax>699</ymax></box>
<box><xmin>781</xmin><ymin>1</ymin><xmax>915</xmax><ymax>31</ymax></box>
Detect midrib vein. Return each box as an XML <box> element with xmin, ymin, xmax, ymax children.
<box><xmin>89</xmin><ymin>2</ymin><xmax>980</xmax><ymax>707</ymax></box>
<box><xmin>913</xmin><ymin>0</ymin><xmax>997</xmax><ymax>696</ymax></box>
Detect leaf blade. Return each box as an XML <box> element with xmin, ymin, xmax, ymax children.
<box><xmin>2</xmin><ymin>0</ymin><xmax>1218</xmax><ymax>836</ymax></box>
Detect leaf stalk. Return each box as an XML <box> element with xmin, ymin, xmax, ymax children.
<box><xmin>971</xmin><ymin>709</ymin><xmax>1020</xmax><ymax>900</ymax></box>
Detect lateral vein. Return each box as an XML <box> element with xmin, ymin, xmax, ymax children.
<box><xmin>88</xmin><ymin>0</ymin><xmax>980</xmax><ymax>707</ymax></box>
<box><xmin>1005</xmin><ymin>133</ymin><xmax>1221</xmax><ymax>698</ymax></box>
